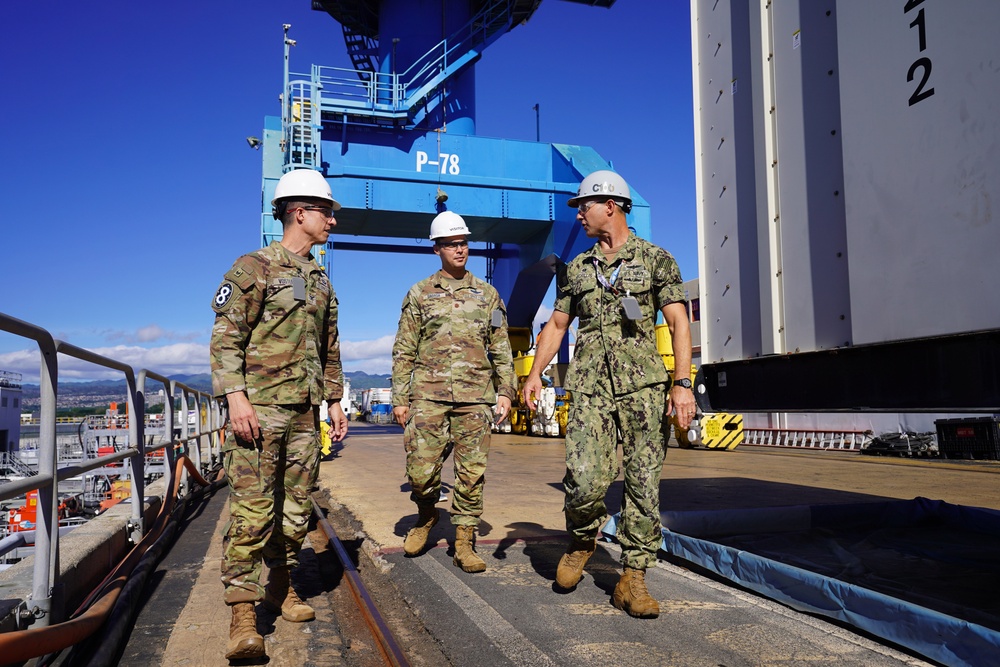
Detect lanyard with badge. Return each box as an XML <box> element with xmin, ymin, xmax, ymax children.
<box><xmin>291</xmin><ymin>277</ymin><xmax>306</xmax><ymax>301</ymax></box>
<box><xmin>592</xmin><ymin>257</ymin><xmax>642</xmax><ymax>320</ymax></box>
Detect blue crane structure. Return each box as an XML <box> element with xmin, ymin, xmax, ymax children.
<box><xmin>257</xmin><ymin>0</ymin><xmax>648</xmax><ymax>330</ymax></box>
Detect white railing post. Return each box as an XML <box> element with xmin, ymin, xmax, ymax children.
<box><xmin>1</xmin><ymin>311</ymin><xmax>225</xmax><ymax>630</ymax></box>
<box><xmin>33</xmin><ymin>332</ymin><xmax>58</xmax><ymax>627</ymax></box>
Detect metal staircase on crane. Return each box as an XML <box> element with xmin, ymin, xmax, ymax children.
<box><xmin>312</xmin><ymin>0</ymin><xmax>379</xmax><ymax>80</ymax></box>
<box><xmin>342</xmin><ymin>26</ymin><xmax>378</xmax><ymax>81</ymax></box>
<box><xmin>286</xmin><ymin>1</ymin><xmax>542</xmax><ymax>170</ymax></box>
<box><xmin>303</xmin><ymin>1</ymin><xmax>537</xmax><ymax>121</ymax></box>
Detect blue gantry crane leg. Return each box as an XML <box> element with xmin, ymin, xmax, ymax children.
<box><xmin>260</xmin><ymin>0</ymin><xmax>644</xmax><ymax>328</ymax></box>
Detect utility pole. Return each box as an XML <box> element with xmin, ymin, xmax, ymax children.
<box><xmin>533</xmin><ymin>103</ymin><xmax>540</xmax><ymax>142</ymax></box>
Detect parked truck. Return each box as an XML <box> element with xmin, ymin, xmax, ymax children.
<box><xmin>690</xmin><ymin>0</ymin><xmax>1000</xmax><ymax>420</ymax></box>
<box><xmin>360</xmin><ymin>388</ymin><xmax>393</xmax><ymax>424</ymax></box>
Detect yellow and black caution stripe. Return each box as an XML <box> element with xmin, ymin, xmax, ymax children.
<box><xmin>701</xmin><ymin>413</ymin><xmax>744</xmax><ymax>450</ymax></box>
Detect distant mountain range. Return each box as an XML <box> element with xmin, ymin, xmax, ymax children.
<box><xmin>343</xmin><ymin>371</ymin><xmax>391</xmax><ymax>391</ymax></box>
<box><xmin>19</xmin><ymin>371</ymin><xmax>389</xmax><ymax>408</ymax></box>
<box><xmin>20</xmin><ymin>374</ymin><xmax>213</xmax><ymax>400</ymax></box>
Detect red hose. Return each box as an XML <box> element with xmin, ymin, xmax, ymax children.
<box><xmin>0</xmin><ymin>450</ymin><xmax>221</xmax><ymax>661</ymax></box>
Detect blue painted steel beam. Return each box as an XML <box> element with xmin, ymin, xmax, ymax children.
<box><xmin>261</xmin><ymin>115</ymin><xmax>651</xmax><ymax>326</ymax></box>
<box><xmin>265</xmin><ymin>0</ymin><xmax>636</xmax><ymax>328</ymax></box>
<box><xmin>328</xmin><ymin>240</ymin><xmax>500</xmax><ymax>259</ymax></box>
<box><xmin>559</xmin><ymin>0</ymin><xmax>617</xmax><ymax>7</ymax></box>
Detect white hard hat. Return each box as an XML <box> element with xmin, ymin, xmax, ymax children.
<box><xmin>271</xmin><ymin>169</ymin><xmax>341</xmax><ymax>211</ymax></box>
<box><xmin>429</xmin><ymin>210</ymin><xmax>471</xmax><ymax>240</ymax></box>
<box><xmin>567</xmin><ymin>169</ymin><xmax>632</xmax><ymax>207</ymax></box>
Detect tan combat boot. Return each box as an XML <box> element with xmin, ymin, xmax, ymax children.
<box><xmin>612</xmin><ymin>566</ymin><xmax>660</xmax><ymax>618</ymax></box>
<box><xmin>225</xmin><ymin>602</ymin><xmax>265</xmax><ymax>659</ymax></box>
<box><xmin>453</xmin><ymin>525</ymin><xmax>486</xmax><ymax>573</ymax></box>
<box><xmin>263</xmin><ymin>567</ymin><xmax>315</xmax><ymax>622</ymax></box>
<box><xmin>555</xmin><ymin>537</ymin><xmax>597</xmax><ymax>589</ymax></box>
<box><xmin>403</xmin><ymin>504</ymin><xmax>440</xmax><ymax>556</ymax></box>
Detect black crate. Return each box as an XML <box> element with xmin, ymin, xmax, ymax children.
<box><xmin>935</xmin><ymin>417</ymin><xmax>1000</xmax><ymax>460</ymax></box>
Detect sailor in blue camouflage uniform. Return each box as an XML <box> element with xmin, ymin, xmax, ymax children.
<box><xmin>210</xmin><ymin>169</ymin><xmax>349</xmax><ymax>660</ymax></box>
<box><xmin>392</xmin><ymin>211</ymin><xmax>517</xmax><ymax>573</ymax></box>
<box><xmin>523</xmin><ymin>170</ymin><xmax>696</xmax><ymax>618</ymax></box>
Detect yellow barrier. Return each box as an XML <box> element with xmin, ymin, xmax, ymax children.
<box><xmin>513</xmin><ymin>354</ymin><xmax>534</xmax><ymax>378</ymax></box>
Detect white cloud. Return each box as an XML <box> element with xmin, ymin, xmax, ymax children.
<box><xmin>102</xmin><ymin>324</ymin><xmax>204</xmax><ymax>344</ymax></box>
<box><xmin>134</xmin><ymin>325</ymin><xmax>168</xmax><ymax>343</ymax></box>
<box><xmin>0</xmin><ymin>343</ymin><xmax>210</xmax><ymax>383</ymax></box>
<box><xmin>341</xmin><ymin>335</ymin><xmax>395</xmax><ymax>363</ymax></box>
<box><xmin>0</xmin><ymin>335</ymin><xmax>399</xmax><ymax>383</ymax></box>
<box><xmin>529</xmin><ymin>304</ymin><xmax>576</xmax><ymax>343</ymax></box>
<box><xmin>91</xmin><ymin>343</ymin><xmax>210</xmax><ymax>371</ymax></box>
<box><xmin>0</xmin><ymin>348</ymin><xmax>42</xmax><ymax>382</ymax></box>
<box><xmin>533</xmin><ymin>304</ymin><xmax>554</xmax><ymax>334</ymax></box>
<box><xmin>341</xmin><ymin>335</ymin><xmax>394</xmax><ymax>375</ymax></box>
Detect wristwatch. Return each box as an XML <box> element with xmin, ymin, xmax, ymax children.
<box><xmin>673</xmin><ymin>378</ymin><xmax>692</xmax><ymax>390</ymax></box>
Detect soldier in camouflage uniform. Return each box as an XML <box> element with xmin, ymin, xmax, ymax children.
<box><xmin>523</xmin><ymin>170</ymin><xmax>696</xmax><ymax>618</ymax></box>
<box><xmin>210</xmin><ymin>169</ymin><xmax>349</xmax><ymax>660</ymax></box>
<box><xmin>392</xmin><ymin>211</ymin><xmax>517</xmax><ymax>573</ymax></box>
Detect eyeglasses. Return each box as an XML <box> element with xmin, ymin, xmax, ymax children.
<box><xmin>437</xmin><ymin>240</ymin><xmax>469</xmax><ymax>249</ymax></box>
<box><xmin>578</xmin><ymin>199</ymin><xmax>626</xmax><ymax>214</ymax></box>
<box><xmin>297</xmin><ymin>206</ymin><xmax>335</xmax><ymax>218</ymax></box>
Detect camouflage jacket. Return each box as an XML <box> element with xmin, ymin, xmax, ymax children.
<box><xmin>554</xmin><ymin>234</ymin><xmax>684</xmax><ymax>395</ymax></box>
<box><xmin>210</xmin><ymin>241</ymin><xmax>343</xmax><ymax>405</ymax></box>
<box><xmin>392</xmin><ymin>270</ymin><xmax>516</xmax><ymax>406</ymax></box>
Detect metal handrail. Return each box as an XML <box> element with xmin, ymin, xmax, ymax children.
<box><xmin>284</xmin><ymin>0</ymin><xmax>513</xmax><ymax>128</ymax></box>
<box><xmin>396</xmin><ymin>0</ymin><xmax>510</xmax><ymax>95</ymax></box>
<box><xmin>0</xmin><ymin>311</ymin><xmax>224</xmax><ymax>629</ymax></box>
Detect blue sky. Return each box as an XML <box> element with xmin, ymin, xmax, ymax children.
<box><xmin>0</xmin><ymin>0</ymin><xmax>696</xmax><ymax>383</ymax></box>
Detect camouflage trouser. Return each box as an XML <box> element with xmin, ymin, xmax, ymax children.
<box><xmin>221</xmin><ymin>403</ymin><xmax>320</xmax><ymax>604</ymax></box>
<box><xmin>563</xmin><ymin>376</ymin><xmax>669</xmax><ymax>570</ymax></box>
<box><xmin>404</xmin><ymin>399</ymin><xmax>492</xmax><ymax>527</ymax></box>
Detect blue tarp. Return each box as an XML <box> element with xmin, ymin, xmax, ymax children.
<box><xmin>603</xmin><ymin>498</ymin><xmax>1000</xmax><ymax>667</ymax></box>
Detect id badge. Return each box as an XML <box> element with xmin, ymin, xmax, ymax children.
<box><xmin>622</xmin><ymin>296</ymin><xmax>642</xmax><ymax>321</ymax></box>
<box><xmin>292</xmin><ymin>277</ymin><xmax>306</xmax><ymax>301</ymax></box>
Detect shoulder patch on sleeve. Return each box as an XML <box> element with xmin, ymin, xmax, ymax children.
<box><xmin>212</xmin><ymin>280</ymin><xmax>237</xmax><ymax>311</ymax></box>
<box><xmin>212</xmin><ymin>257</ymin><xmax>259</xmax><ymax>312</ymax></box>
